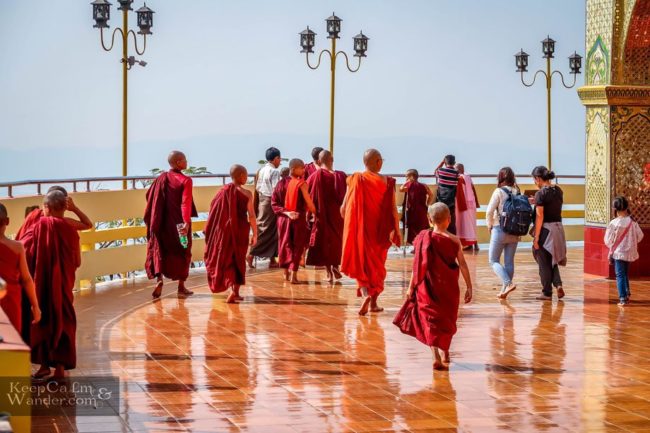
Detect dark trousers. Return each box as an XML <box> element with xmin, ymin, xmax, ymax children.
<box><xmin>533</xmin><ymin>228</ymin><xmax>562</xmax><ymax>296</ymax></box>
<box><xmin>448</xmin><ymin>206</ymin><xmax>457</xmax><ymax>235</ymax></box>
<box><xmin>614</xmin><ymin>259</ymin><xmax>630</xmax><ymax>301</ymax></box>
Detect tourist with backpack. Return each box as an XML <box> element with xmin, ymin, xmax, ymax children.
<box><xmin>605</xmin><ymin>196</ymin><xmax>644</xmax><ymax>306</ymax></box>
<box><xmin>531</xmin><ymin>166</ymin><xmax>566</xmax><ymax>301</ymax></box>
<box><xmin>486</xmin><ymin>167</ymin><xmax>532</xmax><ymax>299</ymax></box>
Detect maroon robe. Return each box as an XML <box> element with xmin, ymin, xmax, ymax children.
<box><xmin>402</xmin><ymin>181</ymin><xmax>430</xmax><ymax>244</ymax></box>
<box><xmin>144</xmin><ymin>171</ymin><xmax>198</xmax><ymax>281</ymax></box>
<box><xmin>16</xmin><ymin>208</ymin><xmax>44</xmax><ymax>344</ymax></box>
<box><xmin>394</xmin><ymin>230</ymin><xmax>460</xmax><ymax>351</ymax></box>
<box><xmin>306</xmin><ymin>169</ymin><xmax>347</xmax><ymax>266</ymax></box>
<box><xmin>304</xmin><ymin>162</ymin><xmax>318</xmax><ymax>180</ymax></box>
<box><xmin>22</xmin><ymin>217</ymin><xmax>80</xmax><ymax>369</ymax></box>
<box><xmin>272</xmin><ymin>177</ymin><xmax>309</xmax><ymax>272</ymax></box>
<box><xmin>0</xmin><ymin>243</ymin><xmax>22</xmax><ymax>333</ymax></box>
<box><xmin>204</xmin><ymin>184</ymin><xmax>250</xmax><ymax>293</ymax></box>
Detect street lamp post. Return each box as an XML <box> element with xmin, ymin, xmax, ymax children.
<box><xmin>515</xmin><ymin>36</ymin><xmax>582</xmax><ymax>170</ymax></box>
<box><xmin>300</xmin><ymin>13</ymin><xmax>369</xmax><ymax>155</ymax></box>
<box><xmin>91</xmin><ymin>0</ymin><xmax>154</xmax><ymax>185</ymax></box>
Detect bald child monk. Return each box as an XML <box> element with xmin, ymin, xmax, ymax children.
<box><xmin>204</xmin><ymin>165</ymin><xmax>258</xmax><ymax>303</ymax></box>
<box><xmin>395</xmin><ymin>203</ymin><xmax>473</xmax><ymax>370</ymax></box>
<box><xmin>341</xmin><ymin>149</ymin><xmax>402</xmax><ymax>315</ymax></box>
<box><xmin>307</xmin><ymin>150</ymin><xmax>347</xmax><ymax>283</ymax></box>
<box><xmin>145</xmin><ymin>151</ymin><xmax>198</xmax><ymax>299</ymax></box>
<box><xmin>273</xmin><ymin>159</ymin><xmax>316</xmax><ymax>283</ymax></box>
<box><xmin>0</xmin><ymin>204</ymin><xmax>41</xmax><ymax>334</ymax></box>
<box><xmin>22</xmin><ymin>191</ymin><xmax>81</xmax><ymax>379</ymax></box>
<box><xmin>400</xmin><ymin>169</ymin><xmax>433</xmax><ymax>245</ymax></box>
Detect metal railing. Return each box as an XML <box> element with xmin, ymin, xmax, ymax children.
<box><xmin>0</xmin><ymin>173</ymin><xmax>585</xmax><ymax>198</ymax></box>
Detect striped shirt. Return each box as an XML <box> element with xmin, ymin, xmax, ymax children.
<box><xmin>437</xmin><ymin>166</ymin><xmax>459</xmax><ymax>187</ymax></box>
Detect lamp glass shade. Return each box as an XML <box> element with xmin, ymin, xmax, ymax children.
<box><xmin>569</xmin><ymin>52</ymin><xmax>582</xmax><ymax>74</ymax></box>
<box><xmin>515</xmin><ymin>50</ymin><xmax>529</xmax><ymax>72</ymax></box>
<box><xmin>353</xmin><ymin>32</ymin><xmax>369</xmax><ymax>57</ymax></box>
<box><xmin>91</xmin><ymin>0</ymin><xmax>112</xmax><ymax>29</ymax></box>
<box><xmin>300</xmin><ymin>27</ymin><xmax>316</xmax><ymax>53</ymax></box>
<box><xmin>136</xmin><ymin>3</ymin><xmax>154</xmax><ymax>35</ymax></box>
<box><xmin>326</xmin><ymin>13</ymin><xmax>341</xmax><ymax>39</ymax></box>
<box><xmin>542</xmin><ymin>36</ymin><xmax>555</xmax><ymax>58</ymax></box>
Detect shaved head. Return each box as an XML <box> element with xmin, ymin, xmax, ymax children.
<box><xmin>0</xmin><ymin>203</ymin><xmax>7</xmax><ymax>220</ymax></box>
<box><xmin>168</xmin><ymin>150</ymin><xmax>187</xmax><ymax>169</ymax></box>
<box><xmin>429</xmin><ymin>202</ymin><xmax>450</xmax><ymax>224</ymax></box>
<box><xmin>318</xmin><ymin>150</ymin><xmax>333</xmax><ymax>170</ymax></box>
<box><xmin>289</xmin><ymin>158</ymin><xmax>305</xmax><ymax>169</ymax></box>
<box><xmin>44</xmin><ymin>190</ymin><xmax>67</xmax><ymax>215</ymax></box>
<box><xmin>363</xmin><ymin>148</ymin><xmax>383</xmax><ymax>173</ymax></box>
<box><xmin>230</xmin><ymin>164</ymin><xmax>248</xmax><ymax>184</ymax></box>
<box><xmin>455</xmin><ymin>163</ymin><xmax>465</xmax><ymax>174</ymax></box>
<box><xmin>47</xmin><ymin>185</ymin><xmax>68</xmax><ymax>196</ymax></box>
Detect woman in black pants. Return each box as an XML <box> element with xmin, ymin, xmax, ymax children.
<box><xmin>531</xmin><ymin>166</ymin><xmax>567</xmax><ymax>300</ymax></box>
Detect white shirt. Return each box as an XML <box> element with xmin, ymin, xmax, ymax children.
<box><xmin>605</xmin><ymin>215</ymin><xmax>644</xmax><ymax>262</ymax></box>
<box><xmin>256</xmin><ymin>163</ymin><xmax>281</xmax><ymax>197</ymax></box>
<box><xmin>485</xmin><ymin>186</ymin><xmax>519</xmax><ymax>230</ymax></box>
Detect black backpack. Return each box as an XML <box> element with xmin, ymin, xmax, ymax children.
<box><xmin>499</xmin><ymin>187</ymin><xmax>534</xmax><ymax>236</ymax></box>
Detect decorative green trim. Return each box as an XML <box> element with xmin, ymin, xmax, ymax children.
<box><xmin>587</xmin><ymin>36</ymin><xmax>610</xmax><ymax>85</ymax></box>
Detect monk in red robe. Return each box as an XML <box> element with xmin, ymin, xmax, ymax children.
<box><xmin>395</xmin><ymin>203</ymin><xmax>472</xmax><ymax>370</ymax></box>
<box><xmin>15</xmin><ymin>186</ymin><xmax>91</xmax><ymax>345</ymax></box>
<box><xmin>307</xmin><ymin>150</ymin><xmax>347</xmax><ymax>283</ymax></box>
<box><xmin>399</xmin><ymin>169</ymin><xmax>433</xmax><ymax>245</ymax></box>
<box><xmin>204</xmin><ymin>165</ymin><xmax>258</xmax><ymax>303</ymax></box>
<box><xmin>21</xmin><ymin>191</ymin><xmax>81</xmax><ymax>379</ymax></box>
<box><xmin>145</xmin><ymin>151</ymin><xmax>198</xmax><ymax>299</ymax></box>
<box><xmin>341</xmin><ymin>149</ymin><xmax>402</xmax><ymax>315</ymax></box>
<box><xmin>273</xmin><ymin>159</ymin><xmax>316</xmax><ymax>283</ymax></box>
<box><xmin>0</xmin><ymin>203</ymin><xmax>40</xmax><ymax>334</ymax></box>
<box><xmin>303</xmin><ymin>146</ymin><xmax>323</xmax><ymax>180</ymax></box>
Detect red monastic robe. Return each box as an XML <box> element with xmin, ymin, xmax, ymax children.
<box><xmin>394</xmin><ymin>230</ymin><xmax>460</xmax><ymax>351</ymax></box>
<box><xmin>341</xmin><ymin>172</ymin><xmax>396</xmax><ymax>297</ymax></box>
<box><xmin>0</xmin><ymin>243</ymin><xmax>22</xmax><ymax>332</ymax></box>
<box><xmin>22</xmin><ymin>217</ymin><xmax>81</xmax><ymax>369</ymax></box>
<box><xmin>402</xmin><ymin>181</ymin><xmax>430</xmax><ymax>245</ymax></box>
<box><xmin>455</xmin><ymin>175</ymin><xmax>480</xmax><ymax>247</ymax></box>
<box><xmin>306</xmin><ymin>169</ymin><xmax>347</xmax><ymax>266</ymax></box>
<box><xmin>144</xmin><ymin>170</ymin><xmax>198</xmax><ymax>281</ymax></box>
<box><xmin>204</xmin><ymin>184</ymin><xmax>251</xmax><ymax>293</ymax></box>
<box><xmin>273</xmin><ymin>177</ymin><xmax>309</xmax><ymax>272</ymax></box>
<box><xmin>304</xmin><ymin>162</ymin><xmax>318</xmax><ymax>180</ymax></box>
<box><xmin>16</xmin><ymin>208</ymin><xmax>44</xmax><ymax>344</ymax></box>
<box><xmin>16</xmin><ymin>208</ymin><xmax>43</xmax><ymax>241</ymax></box>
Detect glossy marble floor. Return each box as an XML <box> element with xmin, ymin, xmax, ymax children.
<box><xmin>36</xmin><ymin>247</ymin><xmax>650</xmax><ymax>432</ymax></box>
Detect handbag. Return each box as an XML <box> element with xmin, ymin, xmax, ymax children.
<box><xmin>609</xmin><ymin>221</ymin><xmax>633</xmax><ymax>265</ymax></box>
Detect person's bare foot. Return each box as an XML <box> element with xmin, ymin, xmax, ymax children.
<box><xmin>269</xmin><ymin>258</ymin><xmax>280</xmax><ymax>269</ymax></box>
<box><xmin>52</xmin><ymin>365</ymin><xmax>66</xmax><ymax>380</ymax></box>
<box><xmin>433</xmin><ymin>361</ymin><xmax>448</xmax><ymax>371</ymax></box>
<box><xmin>557</xmin><ymin>286</ymin><xmax>565</xmax><ymax>299</ymax></box>
<box><xmin>226</xmin><ymin>292</ymin><xmax>239</xmax><ymax>304</ymax></box>
<box><xmin>443</xmin><ymin>350</ymin><xmax>450</xmax><ymax>364</ymax></box>
<box><xmin>246</xmin><ymin>255</ymin><xmax>255</xmax><ymax>269</ymax></box>
<box><xmin>283</xmin><ymin>269</ymin><xmax>290</xmax><ymax>282</ymax></box>
<box><xmin>369</xmin><ymin>295</ymin><xmax>383</xmax><ymax>313</ymax></box>
<box><xmin>33</xmin><ymin>366</ymin><xmax>51</xmax><ymax>379</ymax></box>
<box><xmin>502</xmin><ymin>283</ymin><xmax>517</xmax><ymax>299</ymax></box>
<box><xmin>332</xmin><ymin>267</ymin><xmax>342</xmax><ymax>280</ymax></box>
<box><xmin>152</xmin><ymin>280</ymin><xmax>163</xmax><ymax>299</ymax></box>
<box><xmin>290</xmin><ymin>271</ymin><xmax>303</xmax><ymax>284</ymax></box>
<box><xmin>358</xmin><ymin>296</ymin><xmax>371</xmax><ymax>316</ymax></box>
<box><xmin>326</xmin><ymin>268</ymin><xmax>334</xmax><ymax>284</ymax></box>
<box><xmin>177</xmin><ymin>286</ymin><xmax>194</xmax><ymax>297</ymax></box>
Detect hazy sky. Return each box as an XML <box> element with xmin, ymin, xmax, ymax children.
<box><xmin>0</xmin><ymin>0</ymin><xmax>586</xmax><ymax>181</ymax></box>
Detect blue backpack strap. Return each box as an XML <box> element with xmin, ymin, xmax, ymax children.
<box><xmin>500</xmin><ymin>187</ymin><xmax>513</xmax><ymax>198</ymax></box>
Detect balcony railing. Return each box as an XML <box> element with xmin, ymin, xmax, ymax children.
<box><xmin>0</xmin><ymin>173</ymin><xmax>585</xmax><ymax>288</ymax></box>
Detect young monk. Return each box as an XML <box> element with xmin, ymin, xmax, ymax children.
<box><xmin>0</xmin><ymin>203</ymin><xmax>41</xmax><ymax>333</ymax></box>
<box><xmin>21</xmin><ymin>191</ymin><xmax>81</xmax><ymax>379</ymax></box>
<box><xmin>15</xmin><ymin>186</ymin><xmax>91</xmax><ymax>345</ymax></box>
<box><xmin>304</xmin><ymin>146</ymin><xmax>324</xmax><ymax>179</ymax></box>
<box><xmin>307</xmin><ymin>150</ymin><xmax>347</xmax><ymax>283</ymax></box>
<box><xmin>273</xmin><ymin>159</ymin><xmax>316</xmax><ymax>283</ymax></box>
<box><xmin>395</xmin><ymin>203</ymin><xmax>473</xmax><ymax>370</ymax></box>
<box><xmin>204</xmin><ymin>165</ymin><xmax>258</xmax><ymax>303</ymax></box>
<box><xmin>399</xmin><ymin>169</ymin><xmax>433</xmax><ymax>245</ymax></box>
<box><xmin>144</xmin><ymin>151</ymin><xmax>198</xmax><ymax>299</ymax></box>
<box><xmin>341</xmin><ymin>149</ymin><xmax>402</xmax><ymax>315</ymax></box>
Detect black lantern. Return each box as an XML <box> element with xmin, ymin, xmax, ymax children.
<box><xmin>91</xmin><ymin>0</ymin><xmax>112</xmax><ymax>29</ymax></box>
<box><xmin>515</xmin><ymin>49</ymin><xmax>529</xmax><ymax>72</ymax></box>
<box><xmin>353</xmin><ymin>31</ymin><xmax>369</xmax><ymax>57</ymax></box>
<box><xmin>117</xmin><ymin>0</ymin><xmax>133</xmax><ymax>11</ymax></box>
<box><xmin>542</xmin><ymin>36</ymin><xmax>555</xmax><ymax>58</ymax></box>
<box><xmin>569</xmin><ymin>52</ymin><xmax>583</xmax><ymax>74</ymax></box>
<box><xmin>136</xmin><ymin>3</ymin><xmax>155</xmax><ymax>35</ymax></box>
<box><xmin>326</xmin><ymin>12</ymin><xmax>342</xmax><ymax>39</ymax></box>
<box><xmin>300</xmin><ymin>27</ymin><xmax>316</xmax><ymax>53</ymax></box>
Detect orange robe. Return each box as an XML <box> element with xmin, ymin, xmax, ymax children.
<box><xmin>204</xmin><ymin>184</ymin><xmax>250</xmax><ymax>293</ymax></box>
<box><xmin>341</xmin><ymin>172</ymin><xmax>396</xmax><ymax>297</ymax></box>
<box><xmin>0</xmin><ymin>243</ymin><xmax>22</xmax><ymax>332</ymax></box>
<box><xmin>22</xmin><ymin>217</ymin><xmax>81</xmax><ymax>369</ymax></box>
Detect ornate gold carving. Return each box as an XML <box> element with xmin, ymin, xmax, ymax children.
<box><xmin>586</xmin><ymin>107</ymin><xmax>611</xmax><ymax>225</ymax></box>
<box><xmin>612</xmin><ymin>105</ymin><xmax>650</xmax><ymax>226</ymax></box>
<box><xmin>578</xmin><ymin>85</ymin><xmax>650</xmax><ymax>105</ymax></box>
<box><xmin>623</xmin><ymin>0</ymin><xmax>650</xmax><ymax>85</ymax></box>
<box><xmin>587</xmin><ymin>0</ymin><xmax>615</xmax><ymax>85</ymax></box>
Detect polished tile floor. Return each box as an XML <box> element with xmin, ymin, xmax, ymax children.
<box><xmin>36</xmin><ymin>247</ymin><xmax>650</xmax><ymax>432</ymax></box>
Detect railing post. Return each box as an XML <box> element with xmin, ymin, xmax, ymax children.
<box><xmin>37</xmin><ymin>184</ymin><xmax>42</xmax><ymax>195</ymax></box>
<box><xmin>8</xmin><ymin>186</ymin><xmax>12</xmax><ymax>198</ymax></box>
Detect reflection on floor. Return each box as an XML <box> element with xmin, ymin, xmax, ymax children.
<box><xmin>33</xmin><ymin>248</ymin><xmax>650</xmax><ymax>432</ymax></box>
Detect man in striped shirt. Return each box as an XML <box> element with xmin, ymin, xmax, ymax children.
<box><xmin>435</xmin><ymin>155</ymin><xmax>460</xmax><ymax>234</ymax></box>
